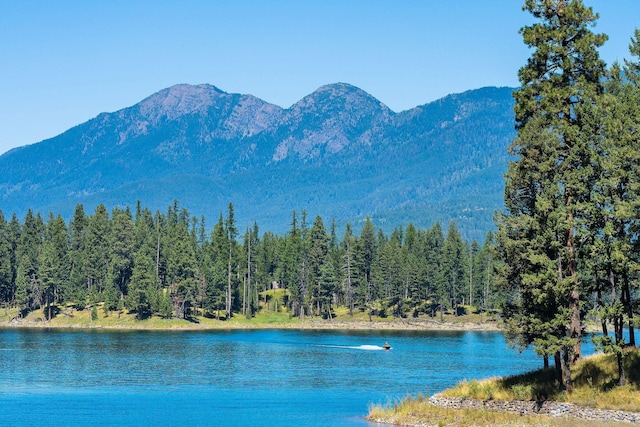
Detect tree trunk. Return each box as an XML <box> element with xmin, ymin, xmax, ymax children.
<box><xmin>346</xmin><ymin>248</ymin><xmax>354</xmax><ymax>317</ymax></box>
<box><xmin>623</xmin><ymin>274</ymin><xmax>635</xmax><ymax>347</ymax></box>
<box><xmin>569</xmin><ymin>285</ymin><xmax>581</xmax><ymax>364</ymax></box>
<box><xmin>543</xmin><ymin>354</ymin><xmax>549</xmax><ymax>370</ymax></box>
<box><xmin>452</xmin><ymin>277</ymin><xmax>457</xmax><ymax>316</ymax></box>
<box><xmin>469</xmin><ymin>247</ymin><xmax>473</xmax><ymax>307</ymax></box>
<box><xmin>554</xmin><ymin>351</ymin><xmax>563</xmax><ymax>387</ymax></box>
<box><xmin>245</xmin><ymin>233</ymin><xmax>251</xmax><ymax>318</ymax></box>
<box><xmin>47</xmin><ymin>290</ymin><xmax>51</xmax><ymax>322</ymax></box>
<box><xmin>617</xmin><ymin>351</ymin><xmax>626</xmax><ymax>387</ymax></box>
<box><xmin>562</xmin><ymin>347</ymin><xmax>573</xmax><ymax>394</ymax></box>
<box><xmin>226</xmin><ymin>259</ymin><xmax>232</xmax><ymax>319</ymax></box>
<box><xmin>567</xmin><ymin>210</ymin><xmax>581</xmax><ymax>365</ymax></box>
<box><xmin>615</xmin><ymin>315</ymin><xmax>627</xmax><ymax>386</ymax></box>
<box><xmin>242</xmin><ymin>276</ymin><xmax>246</xmax><ymax>316</ymax></box>
<box><xmin>597</xmin><ymin>288</ymin><xmax>608</xmax><ymax>337</ymax></box>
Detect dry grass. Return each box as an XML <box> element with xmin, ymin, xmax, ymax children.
<box><xmin>440</xmin><ymin>350</ymin><xmax>640</xmax><ymax>411</ymax></box>
<box><xmin>569</xmin><ymin>350</ymin><xmax>640</xmax><ymax>411</ymax></box>
<box><xmin>367</xmin><ymin>397</ymin><xmax>633</xmax><ymax>427</ymax></box>
<box><xmin>369</xmin><ymin>350</ymin><xmax>640</xmax><ymax>426</ymax></box>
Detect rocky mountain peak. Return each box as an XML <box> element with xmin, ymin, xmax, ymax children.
<box><xmin>271</xmin><ymin>83</ymin><xmax>395</xmax><ymax>162</ymax></box>
<box><xmin>137</xmin><ymin>83</ymin><xmax>227</xmax><ymax>122</ymax></box>
<box><xmin>292</xmin><ymin>82</ymin><xmax>392</xmax><ymax>116</ymax></box>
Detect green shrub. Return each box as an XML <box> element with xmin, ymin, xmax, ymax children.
<box><xmin>511</xmin><ymin>384</ymin><xmax>532</xmax><ymax>400</ymax></box>
<box><xmin>482</xmin><ymin>382</ymin><xmax>496</xmax><ymax>400</ymax></box>
<box><xmin>467</xmin><ymin>380</ymin><xmax>480</xmax><ymax>398</ymax></box>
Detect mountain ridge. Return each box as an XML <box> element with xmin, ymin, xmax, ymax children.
<box><xmin>0</xmin><ymin>83</ymin><xmax>516</xmax><ymax>239</ymax></box>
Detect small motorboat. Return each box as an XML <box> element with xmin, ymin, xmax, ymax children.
<box><xmin>382</xmin><ymin>342</ymin><xmax>391</xmax><ymax>350</ymax></box>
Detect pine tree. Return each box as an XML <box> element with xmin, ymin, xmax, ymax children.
<box><xmin>477</xmin><ymin>231</ymin><xmax>501</xmax><ymax>313</ymax></box>
<box><xmin>109</xmin><ymin>208</ymin><xmax>135</xmax><ymax>304</ymax></box>
<box><xmin>256</xmin><ymin>230</ymin><xmax>278</xmax><ymax>310</ymax></box>
<box><xmin>317</xmin><ymin>258</ymin><xmax>336</xmax><ymax>319</ymax></box>
<box><xmin>356</xmin><ymin>217</ymin><xmax>377</xmax><ymax>308</ymax></box>
<box><xmin>341</xmin><ymin>224</ymin><xmax>357</xmax><ymax>316</ymax></box>
<box><xmin>307</xmin><ymin>215</ymin><xmax>328</xmax><ymax>316</ymax></box>
<box><xmin>14</xmin><ymin>258</ymin><xmax>29</xmax><ymax>315</ymax></box>
<box><xmin>84</xmin><ymin>205</ymin><xmax>110</xmax><ymax>296</ymax></box>
<box><xmin>167</xmin><ymin>219</ymin><xmax>199</xmax><ymax>319</ymax></box>
<box><xmin>404</xmin><ymin>223</ymin><xmax>427</xmax><ymax>307</ymax></box>
<box><xmin>281</xmin><ymin>211</ymin><xmax>305</xmax><ymax>318</ymax></box>
<box><xmin>581</xmin><ymin>39</ymin><xmax>640</xmax><ymax>386</ymax></box>
<box><xmin>68</xmin><ymin>204</ymin><xmax>88</xmax><ymax>310</ymax></box>
<box><xmin>325</xmin><ymin>218</ymin><xmax>343</xmax><ymax>310</ymax></box>
<box><xmin>16</xmin><ymin>210</ymin><xmax>44</xmax><ymax>313</ymax></box>
<box><xmin>241</xmin><ymin>225</ymin><xmax>258</xmax><ymax>318</ymax></box>
<box><xmin>39</xmin><ymin>214</ymin><xmax>69</xmax><ymax>320</ymax></box>
<box><xmin>127</xmin><ymin>249</ymin><xmax>156</xmax><ymax>319</ymax></box>
<box><xmin>17</xmin><ymin>210</ymin><xmax>43</xmax><ymax>282</ymax></box>
<box><xmin>0</xmin><ymin>211</ymin><xmax>14</xmax><ymax>305</ymax></box>
<box><xmin>497</xmin><ymin>0</ymin><xmax>607</xmax><ymax>391</ymax></box>
<box><xmin>442</xmin><ymin>221</ymin><xmax>467</xmax><ymax>315</ymax></box>
<box><xmin>424</xmin><ymin>222</ymin><xmax>444</xmax><ymax>319</ymax></box>
<box><xmin>372</xmin><ymin>232</ymin><xmax>404</xmax><ymax>317</ymax></box>
<box><xmin>225</xmin><ymin>203</ymin><xmax>237</xmax><ymax>319</ymax></box>
<box><xmin>7</xmin><ymin>214</ymin><xmax>21</xmax><ymax>304</ymax></box>
<box><xmin>468</xmin><ymin>239</ymin><xmax>481</xmax><ymax>308</ymax></box>
<box><xmin>203</xmin><ymin>213</ymin><xmax>228</xmax><ymax>319</ymax></box>
<box><xmin>158</xmin><ymin>288</ymin><xmax>173</xmax><ymax>319</ymax></box>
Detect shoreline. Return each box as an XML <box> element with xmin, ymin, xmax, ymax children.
<box><xmin>367</xmin><ymin>392</ymin><xmax>640</xmax><ymax>427</ymax></box>
<box><xmin>0</xmin><ymin>316</ymin><xmax>501</xmax><ymax>332</ymax></box>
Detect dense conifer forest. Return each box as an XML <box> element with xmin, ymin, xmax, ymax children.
<box><xmin>0</xmin><ymin>201</ymin><xmax>502</xmax><ymax>323</ymax></box>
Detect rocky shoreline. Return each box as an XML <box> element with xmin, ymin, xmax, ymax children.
<box><xmin>282</xmin><ymin>318</ymin><xmax>500</xmax><ymax>331</ymax></box>
<box><xmin>427</xmin><ymin>394</ymin><xmax>640</xmax><ymax>424</ymax></box>
<box><xmin>368</xmin><ymin>395</ymin><xmax>640</xmax><ymax>426</ymax></box>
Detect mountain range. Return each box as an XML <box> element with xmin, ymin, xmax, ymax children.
<box><xmin>0</xmin><ymin>83</ymin><xmax>516</xmax><ymax>239</ymax></box>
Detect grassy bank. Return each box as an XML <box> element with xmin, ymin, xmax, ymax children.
<box><xmin>368</xmin><ymin>349</ymin><xmax>640</xmax><ymax>426</ymax></box>
<box><xmin>0</xmin><ymin>303</ymin><xmax>302</xmax><ymax>330</ymax></box>
<box><xmin>367</xmin><ymin>399</ymin><xmax>633</xmax><ymax>427</ymax></box>
<box><xmin>0</xmin><ymin>302</ymin><xmax>500</xmax><ymax>331</ymax></box>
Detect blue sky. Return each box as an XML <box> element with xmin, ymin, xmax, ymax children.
<box><xmin>0</xmin><ymin>0</ymin><xmax>638</xmax><ymax>155</ymax></box>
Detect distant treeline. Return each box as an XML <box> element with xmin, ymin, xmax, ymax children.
<box><xmin>0</xmin><ymin>200</ymin><xmax>502</xmax><ymax>321</ymax></box>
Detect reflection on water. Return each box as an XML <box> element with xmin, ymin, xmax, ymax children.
<box><xmin>0</xmin><ymin>328</ymin><xmax>550</xmax><ymax>426</ymax></box>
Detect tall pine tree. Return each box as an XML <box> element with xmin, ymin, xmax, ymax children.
<box><xmin>497</xmin><ymin>0</ymin><xmax>607</xmax><ymax>391</ymax></box>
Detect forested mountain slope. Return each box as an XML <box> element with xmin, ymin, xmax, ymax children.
<box><xmin>0</xmin><ymin>83</ymin><xmax>515</xmax><ymax>238</ymax></box>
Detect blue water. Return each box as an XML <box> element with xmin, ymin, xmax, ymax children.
<box><xmin>0</xmin><ymin>328</ymin><xmax>547</xmax><ymax>426</ymax></box>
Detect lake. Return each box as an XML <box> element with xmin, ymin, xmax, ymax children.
<box><xmin>0</xmin><ymin>328</ymin><xmax>544</xmax><ymax>426</ymax></box>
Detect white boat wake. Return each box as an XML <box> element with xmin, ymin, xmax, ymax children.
<box><xmin>316</xmin><ymin>344</ymin><xmax>390</xmax><ymax>351</ymax></box>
